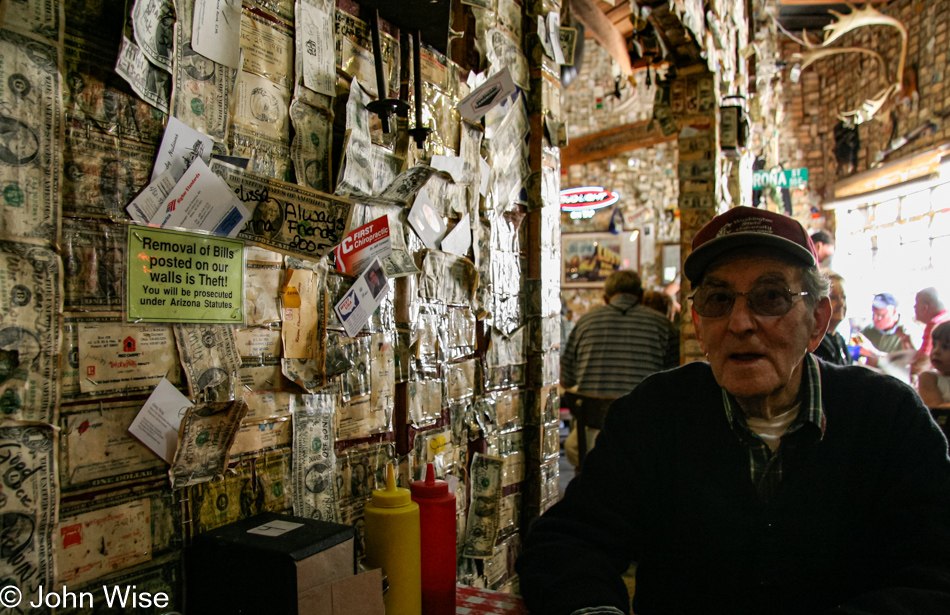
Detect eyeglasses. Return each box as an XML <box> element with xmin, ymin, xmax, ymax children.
<box><xmin>690</xmin><ymin>284</ymin><xmax>809</xmax><ymax>318</ymax></box>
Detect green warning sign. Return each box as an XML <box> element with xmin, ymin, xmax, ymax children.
<box><xmin>127</xmin><ymin>226</ymin><xmax>245</xmax><ymax>324</ymax></box>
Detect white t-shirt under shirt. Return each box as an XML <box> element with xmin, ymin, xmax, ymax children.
<box><xmin>746</xmin><ymin>405</ymin><xmax>801</xmax><ymax>452</ymax></box>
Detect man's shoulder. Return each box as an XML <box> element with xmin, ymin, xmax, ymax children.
<box><xmin>818</xmin><ymin>361</ymin><xmax>920</xmax><ymax>413</ymax></box>
<box><xmin>621</xmin><ymin>361</ymin><xmax>715</xmax><ymax>401</ymax></box>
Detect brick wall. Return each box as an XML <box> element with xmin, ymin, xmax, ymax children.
<box><xmin>779</xmin><ymin>0</ymin><xmax>950</xmax><ymax>198</ymax></box>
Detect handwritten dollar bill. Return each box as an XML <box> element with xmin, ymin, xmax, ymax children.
<box><xmin>169</xmin><ymin>398</ymin><xmax>248</xmax><ymax>489</ymax></box>
<box><xmin>211</xmin><ymin>160</ymin><xmax>354</xmax><ymax>261</ymax></box>
<box><xmin>231</xmin><ymin>69</ymin><xmax>293</xmax><ymax>180</ymax></box>
<box><xmin>131</xmin><ymin>0</ymin><xmax>175</xmax><ymax>72</ymax></box>
<box><xmin>463</xmin><ymin>453</ymin><xmax>504</xmax><ymax>558</ymax></box>
<box><xmin>173</xmin><ymin>324</ymin><xmax>243</xmax><ymax>402</ymax></box>
<box><xmin>0</xmin><ymin>423</ymin><xmax>57</xmax><ymax>598</ymax></box>
<box><xmin>0</xmin><ymin>29</ymin><xmax>63</xmax><ymax>242</ymax></box>
<box><xmin>292</xmin><ymin>393</ymin><xmax>340</xmax><ymax>522</ymax></box>
<box><xmin>0</xmin><ymin>239</ymin><xmax>61</xmax><ymax>423</ymax></box>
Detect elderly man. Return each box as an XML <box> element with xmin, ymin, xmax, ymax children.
<box><xmin>913</xmin><ymin>287</ymin><xmax>950</xmax><ymax>375</ymax></box>
<box><xmin>517</xmin><ymin>207</ymin><xmax>950</xmax><ymax>615</ymax></box>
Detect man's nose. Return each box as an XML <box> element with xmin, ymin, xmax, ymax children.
<box><xmin>727</xmin><ymin>294</ymin><xmax>757</xmax><ymax>332</ymax></box>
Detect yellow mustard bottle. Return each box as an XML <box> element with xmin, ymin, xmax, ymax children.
<box><xmin>364</xmin><ymin>462</ymin><xmax>422</xmax><ymax>615</ymax></box>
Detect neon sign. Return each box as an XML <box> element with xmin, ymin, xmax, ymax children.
<box><xmin>560</xmin><ymin>186</ymin><xmax>620</xmax><ymax>214</ymax></box>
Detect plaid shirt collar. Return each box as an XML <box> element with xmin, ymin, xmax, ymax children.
<box><xmin>721</xmin><ymin>354</ymin><xmax>826</xmax><ymax>498</ymax></box>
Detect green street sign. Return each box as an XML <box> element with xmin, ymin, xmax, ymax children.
<box><xmin>127</xmin><ymin>226</ymin><xmax>245</xmax><ymax>324</ymax></box>
<box><xmin>753</xmin><ymin>168</ymin><xmax>809</xmax><ymax>189</ymax></box>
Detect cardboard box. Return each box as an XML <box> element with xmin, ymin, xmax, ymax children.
<box><xmin>187</xmin><ymin>512</ymin><xmax>382</xmax><ymax>614</ymax></box>
<box><xmin>299</xmin><ymin>568</ymin><xmax>385</xmax><ymax>615</ymax></box>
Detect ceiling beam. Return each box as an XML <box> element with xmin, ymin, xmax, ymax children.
<box><xmin>571</xmin><ymin>0</ymin><xmax>634</xmax><ymax>75</ymax></box>
<box><xmin>562</xmin><ymin>119</ymin><xmax>676</xmax><ymax>167</ymax></box>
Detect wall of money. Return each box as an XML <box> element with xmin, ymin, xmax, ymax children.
<box><xmin>1</xmin><ymin>0</ymin><xmax>560</xmax><ymax>606</ymax></box>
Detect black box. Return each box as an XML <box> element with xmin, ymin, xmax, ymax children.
<box><xmin>186</xmin><ymin>512</ymin><xmax>356</xmax><ymax>614</ymax></box>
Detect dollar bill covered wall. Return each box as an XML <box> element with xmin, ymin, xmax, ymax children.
<box><xmin>0</xmin><ymin>0</ymin><xmax>565</xmax><ymax>607</ymax></box>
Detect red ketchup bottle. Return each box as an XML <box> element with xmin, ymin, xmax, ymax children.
<box><xmin>410</xmin><ymin>463</ymin><xmax>457</xmax><ymax>615</ymax></box>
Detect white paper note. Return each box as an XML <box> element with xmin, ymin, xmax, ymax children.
<box><xmin>431</xmin><ymin>155</ymin><xmax>468</xmax><ymax>184</ymax></box>
<box><xmin>149</xmin><ymin>158</ymin><xmax>251</xmax><ymax>237</ymax></box>
<box><xmin>479</xmin><ymin>158</ymin><xmax>490</xmax><ymax>196</ymax></box>
<box><xmin>456</xmin><ymin>67</ymin><xmax>517</xmax><ymax>122</ymax></box>
<box><xmin>127</xmin><ymin>168</ymin><xmax>178</xmax><ymax>223</ymax></box>
<box><xmin>440</xmin><ymin>213</ymin><xmax>472</xmax><ymax>257</ymax></box>
<box><xmin>128</xmin><ymin>378</ymin><xmax>194</xmax><ymax>463</ymax></box>
<box><xmin>407</xmin><ymin>187</ymin><xmax>446</xmax><ymax>250</ymax></box>
<box><xmin>296</xmin><ymin>0</ymin><xmax>336</xmax><ymax>96</ymax></box>
<box><xmin>548</xmin><ymin>12</ymin><xmax>566</xmax><ymax>65</ymax></box>
<box><xmin>152</xmin><ymin>117</ymin><xmax>214</xmax><ymax>182</ymax></box>
<box><xmin>334</xmin><ymin>257</ymin><xmax>389</xmax><ymax>337</ymax></box>
<box><xmin>192</xmin><ymin>0</ymin><xmax>242</xmax><ymax>69</ymax></box>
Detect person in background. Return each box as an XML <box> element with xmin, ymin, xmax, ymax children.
<box><xmin>810</xmin><ymin>229</ymin><xmax>835</xmax><ymax>269</ymax></box>
<box><xmin>913</xmin><ymin>287</ymin><xmax>950</xmax><ymax>375</ymax></box>
<box><xmin>560</xmin><ymin>306</ymin><xmax>575</xmax><ymax>350</ymax></box>
<box><xmin>858</xmin><ymin>292</ymin><xmax>920</xmax><ymax>368</ymax></box>
<box><xmin>517</xmin><ymin>206</ymin><xmax>950</xmax><ymax>615</ymax></box>
<box><xmin>560</xmin><ymin>270</ymin><xmax>679</xmax><ymax>468</ymax></box>
<box><xmin>642</xmin><ymin>290</ymin><xmax>675</xmax><ymax>321</ymax></box>
<box><xmin>918</xmin><ymin>321</ymin><xmax>950</xmax><ymax>408</ymax></box>
<box><xmin>813</xmin><ymin>273</ymin><xmax>852</xmax><ymax>366</ymax></box>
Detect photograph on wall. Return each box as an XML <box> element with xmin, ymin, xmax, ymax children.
<box><xmin>561</xmin><ymin>232</ymin><xmax>638</xmax><ymax>287</ymax></box>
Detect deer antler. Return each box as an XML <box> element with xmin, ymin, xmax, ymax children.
<box><xmin>823</xmin><ymin>3</ymin><xmax>907</xmax><ymax>93</ymax></box>
<box><xmin>838</xmin><ymin>83</ymin><xmax>900</xmax><ymax>126</ymax></box>
<box><xmin>790</xmin><ymin>47</ymin><xmax>889</xmax><ymax>81</ymax></box>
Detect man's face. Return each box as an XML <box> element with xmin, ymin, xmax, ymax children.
<box><xmin>915</xmin><ymin>293</ymin><xmax>932</xmax><ymax>323</ymax></box>
<box><xmin>872</xmin><ymin>306</ymin><xmax>899</xmax><ymax>331</ymax></box>
<box><xmin>691</xmin><ymin>255</ymin><xmax>829</xmax><ymax>409</ymax></box>
<box><xmin>815</xmin><ymin>241</ymin><xmax>835</xmax><ymax>263</ymax></box>
<box><xmin>829</xmin><ymin>280</ymin><xmax>847</xmax><ymax>328</ymax></box>
<box><xmin>368</xmin><ymin>270</ymin><xmax>379</xmax><ymax>286</ymax></box>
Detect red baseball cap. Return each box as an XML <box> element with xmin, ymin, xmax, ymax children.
<box><xmin>683</xmin><ymin>207</ymin><xmax>818</xmax><ymax>284</ymax></box>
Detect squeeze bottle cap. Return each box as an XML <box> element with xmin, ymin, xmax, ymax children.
<box><xmin>410</xmin><ymin>463</ymin><xmax>449</xmax><ymax>498</ymax></box>
<box><xmin>371</xmin><ymin>462</ymin><xmax>412</xmax><ymax>508</ymax></box>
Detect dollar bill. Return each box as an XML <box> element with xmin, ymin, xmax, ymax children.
<box><xmin>421</xmin><ymin>250</ymin><xmax>479</xmax><ymax>306</ymax></box>
<box><xmin>241</xmin><ymin>7</ymin><xmax>294</xmax><ymax>89</ymax></box>
<box><xmin>444</xmin><ymin>358</ymin><xmax>476</xmax><ymax>404</ymax></box>
<box><xmin>408</xmin><ymin>379</ymin><xmax>441</xmax><ymax>427</ymax></box>
<box><xmin>0</xmin><ymin>29</ymin><xmax>62</xmax><ymax>242</ymax></box>
<box><xmin>62</xmin><ymin>218</ymin><xmax>126</xmax><ymax>312</ymax></box>
<box><xmin>60</xmin><ymin>399</ymin><xmax>168</xmax><ymax>494</ymax></box>
<box><xmin>281</xmin><ymin>357</ymin><xmax>324</xmax><ymax>392</ymax></box>
<box><xmin>0</xmin><ymin>423</ymin><xmax>57</xmax><ymax>598</ymax></box>
<box><xmin>235</xmin><ymin>327</ymin><xmax>283</xmax><ymax>358</ymax></box>
<box><xmin>229</xmin><ymin>416</ymin><xmax>292</xmax><ymax>459</ymax></box>
<box><xmin>245</xmin><ymin>0</ymin><xmax>294</xmax><ymax>25</ymax></box>
<box><xmin>57</xmin><ymin>553</ymin><xmax>183</xmax><ymax>615</ymax></box>
<box><xmin>187</xmin><ymin>451</ymin><xmax>292</xmax><ymax>538</ymax></box>
<box><xmin>210</xmin><ymin>160</ymin><xmax>354</xmax><ymax>261</ymax></box>
<box><xmin>370</xmin><ymin>331</ymin><xmax>394</xmax><ymax>413</ymax></box>
<box><xmin>290</xmin><ymin>98</ymin><xmax>333</xmax><ymax>193</ymax></box>
<box><xmin>170</xmin><ymin>21</ymin><xmax>237</xmax><ymax>145</ymax></box>
<box><xmin>334</xmin><ymin>9</ymin><xmax>399</xmax><ymax>99</ymax></box>
<box><xmin>173</xmin><ymin>324</ymin><xmax>243</xmax><ymax>402</ymax></box>
<box><xmin>241</xmin><ymin>389</ymin><xmax>293</xmax><ymax>420</ymax></box>
<box><xmin>2</xmin><ymin>0</ymin><xmax>62</xmax><ymax>41</ymax></box>
<box><xmin>169</xmin><ymin>398</ymin><xmax>249</xmax><ymax>489</ymax></box>
<box><xmin>558</xmin><ymin>26</ymin><xmax>577</xmax><ymax>66</ymax></box>
<box><xmin>337</xmin><ymin>442</ymin><xmax>394</xmax><ymax>510</ymax></box>
<box><xmin>292</xmin><ymin>393</ymin><xmax>340</xmax><ymax>522</ymax></box>
<box><xmin>231</xmin><ymin>70</ymin><xmax>293</xmax><ymax>180</ymax></box>
<box><xmin>244</xmin><ymin>265</ymin><xmax>281</xmax><ymax>326</ymax></box>
<box><xmin>78</xmin><ymin>320</ymin><xmax>181</xmax><ymax>395</ymax></box>
<box><xmin>485</xmin><ymin>28</ymin><xmax>529</xmax><ymax>91</ymax></box>
<box><xmin>463</xmin><ymin>453</ymin><xmax>504</xmax><ymax>558</ymax></box>
<box><xmin>116</xmin><ymin>34</ymin><xmax>171</xmax><ymax>113</ymax></box>
<box><xmin>336</xmin><ymin>79</ymin><xmax>373</xmax><ymax>197</ymax></box>
<box><xmin>0</xmin><ymin>239</ymin><xmax>61</xmax><ymax>423</ymax></box>
<box><xmin>55</xmin><ymin>497</ymin><xmax>153</xmax><ymax>585</ymax></box>
<box><xmin>131</xmin><ymin>0</ymin><xmax>175</xmax><ymax>72</ymax></box>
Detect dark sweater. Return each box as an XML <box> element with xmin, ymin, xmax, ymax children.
<box><xmin>517</xmin><ymin>361</ymin><xmax>950</xmax><ymax>615</ymax></box>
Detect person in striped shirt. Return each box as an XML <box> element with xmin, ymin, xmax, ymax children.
<box><xmin>560</xmin><ymin>269</ymin><xmax>679</xmax><ymax>467</ymax></box>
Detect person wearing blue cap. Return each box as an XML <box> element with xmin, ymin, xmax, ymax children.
<box><xmin>858</xmin><ymin>292</ymin><xmax>920</xmax><ymax>367</ymax></box>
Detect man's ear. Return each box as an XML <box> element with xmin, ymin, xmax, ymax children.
<box><xmin>691</xmin><ymin>305</ymin><xmax>707</xmax><ymax>355</ymax></box>
<box><xmin>807</xmin><ymin>296</ymin><xmax>833</xmax><ymax>353</ymax></box>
